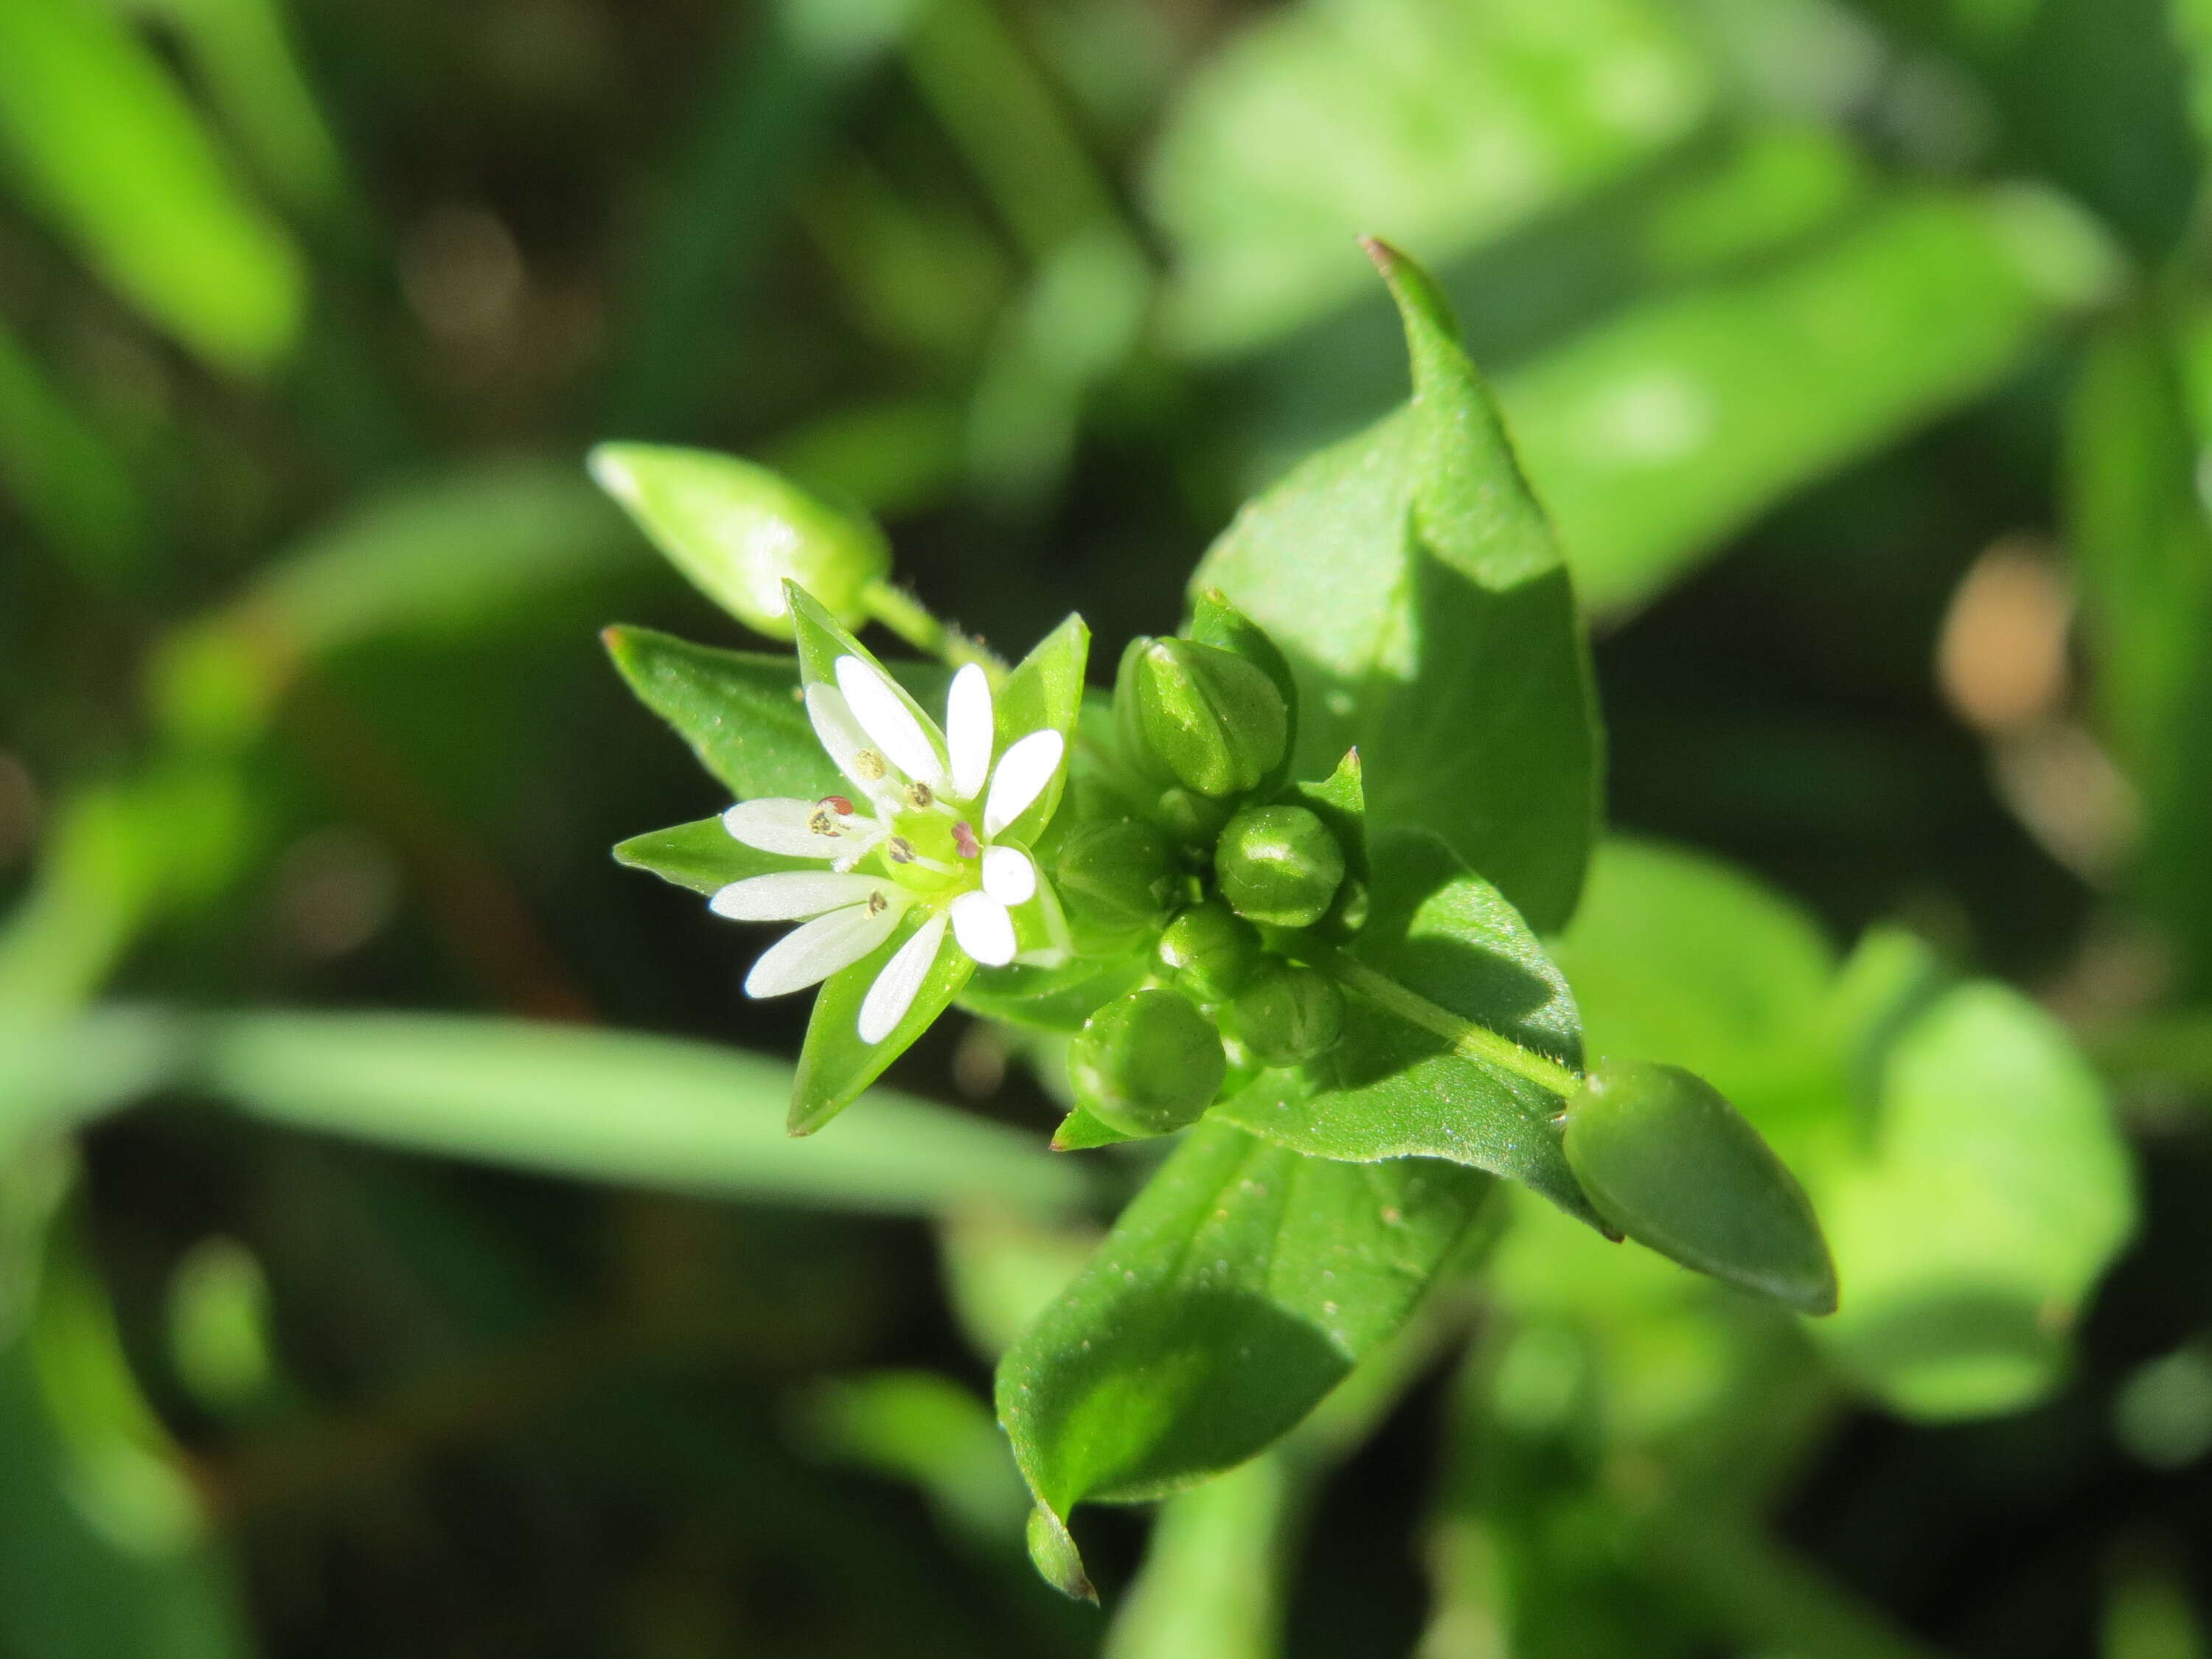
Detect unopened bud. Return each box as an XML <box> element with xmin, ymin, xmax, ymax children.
<box><xmin>1050</xmin><ymin>818</ymin><xmax>1175</xmax><ymax>942</ymax></box>
<box><xmin>1115</xmin><ymin>637</ymin><xmax>1287</xmax><ymax>799</ymax></box>
<box><xmin>1157</xmin><ymin>900</ymin><xmax>1265</xmax><ymax>1001</ymax></box>
<box><xmin>1232</xmin><ymin>965</ymin><xmax>1346</xmax><ymax>1066</ymax></box>
<box><xmin>589</xmin><ymin>443</ymin><xmax>888</xmax><ymax>639</ymax></box>
<box><xmin>1215</xmin><ymin>805</ymin><xmax>1345</xmax><ymax>929</ymax></box>
<box><xmin>1562</xmin><ymin>1060</ymin><xmax>1838</xmax><ymax>1316</ymax></box>
<box><xmin>1068</xmin><ymin>989</ymin><xmax>1227</xmax><ymax>1138</ymax></box>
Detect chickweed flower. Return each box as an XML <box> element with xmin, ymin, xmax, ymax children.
<box><xmin>713</xmin><ymin>653</ymin><xmax>1068</xmax><ymax>1042</ymax></box>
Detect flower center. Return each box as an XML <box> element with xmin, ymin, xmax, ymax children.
<box><xmin>875</xmin><ymin>809</ymin><xmax>976</xmax><ymax>899</ymax></box>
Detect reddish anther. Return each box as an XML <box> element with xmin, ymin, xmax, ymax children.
<box><xmin>820</xmin><ymin>795</ymin><xmax>855</xmax><ymax>817</ymax></box>
<box><xmin>952</xmin><ymin>821</ymin><xmax>981</xmax><ymax>859</ymax></box>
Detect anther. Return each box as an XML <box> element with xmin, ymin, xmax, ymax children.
<box><xmin>906</xmin><ymin>782</ymin><xmax>935</xmax><ymax>809</ymax></box>
<box><xmin>866</xmin><ymin>890</ymin><xmax>888</xmax><ymax>916</ymax></box>
<box><xmin>888</xmin><ymin>837</ymin><xmax>917</xmax><ymax>864</ymax></box>
<box><xmin>952</xmin><ymin>821</ymin><xmax>981</xmax><ymax>859</ymax></box>
<box><xmin>853</xmin><ymin>750</ymin><xmax>888</xmax><ymax>782</ymax></box>
<box><xmin>819</xmin><ymin>794</ymin><xmax>855</xmax><ymax>817</ymax></box>
<box><xmin>807</xmin><ymin>810</ymin><xmax>843</xmax><ymax>838</ymax></box>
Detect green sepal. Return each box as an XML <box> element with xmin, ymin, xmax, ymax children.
<box><xmin>1290</xmin><ymin>749</ymin><xmax>1370</xmax><ymax>939</ymax></box>
<box><xmin>613</xmin><ymin>818</ymin><xmax>813</xmax><ymax>897</ymax></box>
<box><xmin>1185</xmin><ymin>587</ymin><xmax>1299</xmax><ymax>796</ymax></box>
<box><xmin>991</xmin><ymin>613</ymin><xmax>1090</xmax><ymax>843</ymax></box>
<box><xmin>785</xmin><ymin>583</ymin><xmax>955</xmax><ymax>779</ymax></box>
<box><xmin>1051</xmin><ymin>1108</ymin><xmax>1140</xmax><ymax>1151</ymax></box>
<box><xmin>960</xmin><ymin>956</ymin><xmax>1150</xmax><ymax>1035</ymax></box>
<box><xmin>790</xmin><ymin>911</ymin><xmax>976</xmax><ymax>1135</ymax></box>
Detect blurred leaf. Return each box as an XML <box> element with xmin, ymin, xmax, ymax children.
<box><xmin>1551</xmin><ymin>838</ymin><xmax>1836</xmax><ymax>1112</ymax></box>
<box><xmin>0</xmin><ymin>1007</ymin><xmax>184</xmax><ymax>1161</ymax></box>
<box><xmin>588</xmin><ymin>443</ymin><xmax>891</xmax><ymax>639</ymax></box>
<box><xmin>1816</xmin><ymin>975</ymin><xmax>2135</xmax><ymax>1419</ymax></box>
<box><xmin>803</xmin><ymin>1368</ymin><xmax>1030</xmax><ymax>1539</ymax></box>
<box><xmin>1197</xmin><ymin>242</ymin><xmax>1600</xmax><ymax>932</ymax></box>
<box><xmin>1150</xmin><ymin>0</ymin><xmax>1714</xmax><ymax>355</ymax></box>
<box><xmin>1504</xmin><ymin>187</ymin><xmax>2118</xmax><ymax>613</ymax></box>
<box><xmin>195</xmin><ymin>1012</ymin><xmax>1088</xmax><ymax>1216</ymax></box>
<box><xmin>2065</xmin><ymin>313</ymin><xmax>2212</xmax><ymax>990</ymax></box>
<box><xmin>1103</xmin><ymin>1455</ymin><xmax>1288</xmax><ymax>1659</ymax></box>
<box><xmin>603</xmin><ymin>627</ymin><xmax>841</xmax><ymax>802</ymax></box>
<box><xmin>938</xmin><ymin>1206</ymin><xmax>1102</xmax><ymax>1360</ymax></box>
<box><xmin>0</xmin><ymin>785</ymin><xmax>170</xmax><ymax>1021</ymax></box>
<box><xmin>0</xmin><ymin>316</ymin><xmax>147</xmax><ymax>585</ymax></box>
<box><xmin>1218</xmin><ymin>828</ymin><xmax>1596</xmax><ymax>1228</ymax></box>
<box><xmin>996</xmin><ymin>1119</ymin><xmax>1490</xmax><ymax>1581</ymax></box>
<box><xmin>0</xmin><ymin>0</ymin><xmax>304</xmax><ymax>374</ymax></box>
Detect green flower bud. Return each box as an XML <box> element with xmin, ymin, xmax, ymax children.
<box><xmin>1231</xmin><ymin>964</ymin><xmax>1346</xmax><ymax>1066</ymax></box>
<box><xmin>589</xmin><ymin>443</ymin><xmax>889</xmax><ymax>639</ymax></box>
<box><xmin>1115</xmin><ymin>637</ymin><xmax>1288</xmax><ymax>799</ymax></box>
<box><xmin>1068</xmin><ymin>990</ymin><xmax>1227</xmax><ymax>1138</ymax></box>
<box><xmin>1050</xmin><ymin>817</ymin><xmax>1176</xmax><ymax>942</ymax></box>
<box><xmin>1157</xmin><ymin>900</ymin><xmax>1265</xmax><ymax>1001</ymax></box>
<box><xmin>1562</xmin><ymin>1060</ymin><xmax>1838</xmax><ymax>1316</ymax></box>
<box><xmin>1215</xmin><ymin>805</ymin><xmax>1346</xmax><ymax>929</ymax></box>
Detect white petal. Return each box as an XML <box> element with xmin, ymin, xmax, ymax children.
<box><xmin>806</xmin><ymin>684</ymin><xmax>899</xmax><ymax>802</ymax></box>
<box><xmin>723</xmin><ymin>799</ymin><xmax>840</xmax><ymax>858</ymax></box>
<box><xmin>950</xmin><ymin>889</ymin><xmax>1017</xmax><ymax>967</ymax></box>
<box><xmin>980</xmin><ymin>845</ymin><xmax>1036</xmax><ymax>905</ymax></box>
<box><xmin>946</xmin><ymin>664</ymin><xmax>995</xmax><ymax>801</ymax></box>
<box><xmin>835</xmin><ymin>655</ymin><xmax>946</xmax><ymax>790</ymax></box>
<box><xmin>982</xmin><ymin>729</ymin><xmax>1064</xmax><ymax>835</ymax></box>
<box><xmin>743</xmin><ymin>900</ymin><xmax>903</xmax><ymax>998</ymax></box>
<box><xmin>709</xmin><ymin>871</ymin><xmax>887</xmax><ymax>922</ymax></box>
<box><xmin>858</xmin><ymin>910</ymin><xmax>949</xmax><ymax>1043</ymax></box>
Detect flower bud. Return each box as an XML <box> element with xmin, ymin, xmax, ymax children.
<box><xmin>1232</xmin><ymin>965</ymin><xmax>1346</xmax><ymax>1066</ymax></box>
<box><xmin>1067</xmin><ymin>989</ymin><xmax>1227</xmax><ymax>1138</ymax></box>
<box><xmin>1115</xmin><ymin>637</ymin><xmax>1288</xmax><ymax>799</ymax></box>
<box><xmin>1049</xmin><ymin>817</ymin><xmax>1175</xmax><ymax>942</ymax></box>
<box><xmin>1157</xmin><ymin>900</ymin><xmax>1265</xmax><ymax>1001</ymax></box>
<box><xmin>1215</xmin><ymin>805</ymin><xmax>1345</xmax><ymax>930</ymax></box>
<box><xmin>588</xmin><ymin>443</ymin><xmax>889</xmax><ymax>639</ymax></box>
<box><xmin>1562</xmin><ymin>1060</ymin><xmax>1837</xmax><ymax>1316</ymax></box>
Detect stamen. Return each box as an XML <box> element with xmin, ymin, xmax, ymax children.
<box><xmin>906</xmin><ymin>782</ymin><xmax>935</xmax><ymax>810</ymax></box>
<box><xmin>888</xmin><ymin>837</ymin><xmax>917</xmax><ymax>864</ymax></box>
<box><xmin>866</xmin><ymin>890</ymin><xmax>888</xmax><ymax>916</ymax></box>
<box><xmin>807</xmin><ymin>810</ymin><xmax>844</xmax><ymax>838</ymax></box>
<box><xmin>952</xmin><ymin>821</ymin><xmax>981</xmax><ymax>859</ymax></box>
<box><xmin>853</xmin><ymin>750</ymin><xmax>888</xmax><ymax>782</ymax></box>
<box><xmin>820</xmin><ymin>794</ymin><xmax>855</xmax><ymax>817</ymax></box>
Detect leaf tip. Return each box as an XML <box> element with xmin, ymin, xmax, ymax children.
<box><xmin>1357</xmin><ymin>234</ymin><xmax>1399</xmax><ymax>276</ymax></box>
<box><xmin>1026</xmin><ymin>1505</ymin><xmax>1097</xmax><ymax>1603</ymax></box>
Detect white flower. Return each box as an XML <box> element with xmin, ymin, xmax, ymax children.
<box><xmin>711</xmin><ymin>654</ymin><xmax>1068</xmax><ymax>1043</ymax></box>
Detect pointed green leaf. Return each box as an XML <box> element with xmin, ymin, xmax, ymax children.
<box><xmin>998</xmin><ymin>1119</ymin><xmax>1492</xmax><ymax>1576</ymax></box>
<box><xmin>603</xmin><ymin>626</ymin><xmax>840</xmax><ymax>801</ymax></box>
<box><xmin>790</xmin><ymin>915</ymin><xmax>976</xmax><ymax>1135</ymax></box>
<box><xmin>1194</xmin><ymin>243</ymin><xmax>1600</xmax><ymax>932</ymax></box>
<box><xmin>1217</xmin><ymin>827</ymin><xmax>1599</xmax><ymax>1226</ymax></box>
<box><xmin>1051</xmin><ymin>1107</ymin><xmax>1138</xmax><ymax>1151</ymax></box>
<box><xmin>590</xmin><ymin>444</ymin><xmax>889</xmax><ymax>638</ymax></box>
<box><xmin>613</xmin><ymin>818</ymin><xmax>814</xmax><ymax>897</ymax></box>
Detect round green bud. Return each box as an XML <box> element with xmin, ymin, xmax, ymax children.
<box><xmin>1157</xmin><ymin>900</ymin><xmax>1265</xmax><ymax>1001</ymax></box>
<box><xmin>589</xmin><ymin>443</ymin><xmax>889</xmax><ymax>638</ymax></box>
<box><xmin>1562</xmin><ymin>1060</ymin><xmax>1838</xmax><ymax>1316</ymax></box>
<box><xmin>1231</xmin><ymin>965</ymin><xmax>1346</xmax><ymax>1066</ymax></box>
<box><xmin>1115</xmin><ymin>637</ymin><xmax>1288</xmax><ymax>799</ymax></box>
<box><xmin>1049</xmin><ymin>818</ymin><xmax>1175</xmax><ymax>939</ymax></box>
<box><xmin>1215</xmin><ymin>805</ymin><xmax>1346</xmax><ymax>929</ymax></box>
<box><xmin>1068</xmin><ymin>990</ymin><xmax>1227</xmax><ymax>1138</ymax></box>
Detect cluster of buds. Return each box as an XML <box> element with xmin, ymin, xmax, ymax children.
<box><xmin>1043</xmin><ymin>602</ymin><xmax>1356</xmax><ymax>1141</ymax></box>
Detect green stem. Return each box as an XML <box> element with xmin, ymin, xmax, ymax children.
<box><xmin>860</xmin><ymin>579</ymin><xmax>1005</xmax><ymax>676</ymax></box>
<box><xmin>1306</xmin><ymin>945</ymin><xmax>1583</xmax><ymax>1099</ymax></box>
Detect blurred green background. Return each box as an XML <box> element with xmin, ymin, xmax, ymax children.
<box><xmin>5</xmin><ymin>0</ymin><xmax>2212</xmax><ymax>1653</ymax></box>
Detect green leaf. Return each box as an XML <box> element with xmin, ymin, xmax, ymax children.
<box><xmin>196</xmin><ymin>1012</ymin><xmax>1084</xmax><ymax>1217</ymax></box>
<box><xmin>0</xmin><ymin>316</ymin><xmax>147</xmax><ymax>587</ymax></box>
<box><xmin>1815</xmin><ymin>975</ymin><xmax>2135</xmax><ymax>1420</ymax></box>
<box><xmin>589</xmin><ymin>443</ymin><xmax>891</xmax><ymax>639</ymax></box>
<box><xmin>997</xmin><ymin>1119</ymin><xmax>1492</xmax><ymax>1583</ymax></box>
<box><xmin>1505</xmin><ymin>187</ymin><xmax>2118</xmax><ymax>613</ymax></box>
<box><xmin>1194</xmin><ymin>243</ymin><xmax>1601</xmax><ymax>932</ymax></box>
<box><xmin>1217</xmin><ymin>827</ymin><xmax>1597</xmax><ymax>1226</ymax></box>
<box><xmin>1051</xmin><ymin>1107</ymin><xmax>1138</xmax><ymax>1150</ymax></box>
<box><xmin>612</xmin><ymin>818</ymin><xmax>814</xmax><ymax>897</ymax></box>
<box><xmin>603</xmin><ymin>626</ymin><xmax>843</xmax><ymax>802</ymax></box>
<box><xmin>1550</xmin><ymin>838</ymin><xmax>1837</xmax><ymax>1116</ymax></box>
<box><xmin>790</xmin><ymin>917</ymin><xmax>977</xmax><ymax>1136</ymax></box>
<box><xmin>1147</xmin><ymin>0</ymin><xmax>1714</xmax><ymax>355</ymax></box>
<box><xmin>0</xmin><ymin>0</ymin><xmax>305</xmax><ymax>373</ymax></box>
<box><xmin>2065</xmin><ymin>311</ymin><xmax>2212</xmax><ymax>992</ymax></box>
<box><xmin>989</xmin><ymin>612</ymin><xmax>1090</xmax><ymax>841</ymax></box>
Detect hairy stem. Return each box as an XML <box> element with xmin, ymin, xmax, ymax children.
<box><xmin>1307</xmin><ymin>945</ymin><xmax>1583</xmax><ymax>1099</ymax></box>
<box><xmin>860</xmin><ymin>579</ymin><xmax>1004</xmax><ymax>676</ymax></box>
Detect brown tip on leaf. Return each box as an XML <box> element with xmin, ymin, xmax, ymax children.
<box><xmin>599</xmin><ymin>625</ymin><xmax>627</xmax><ymax>650</ymax></box>
<box><xmin>1358</xmin><ymin>234</ymin><xmax>1399</xmax><ymax>275</ymax></box>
